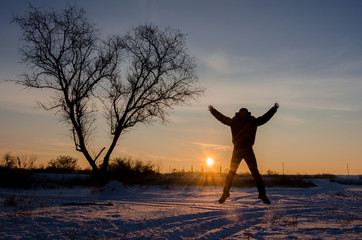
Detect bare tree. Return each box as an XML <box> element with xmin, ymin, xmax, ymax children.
<box><xmin>13</xmin><ymin>5</ymin><xmax>118</xmax><ymax>173</ymax></box>
<box><xmin>99</xmin><ymin>25</ymin><xmax>203</xmax><ymax>172</ymax></box>
<box><xmin>13</xmin><ymin>5</ymin><xmax>203</xmax><ymax>174</ymax></box>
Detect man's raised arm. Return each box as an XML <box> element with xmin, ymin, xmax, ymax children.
<box><xmin>208</xmin><ymin>105</ymin><xmax>232</xmax><ymax>126</ymax></box>
<box><xmin>256</xmin><ymin>102</ymin><xmax>279</xmax><ymax>126</ymax></box>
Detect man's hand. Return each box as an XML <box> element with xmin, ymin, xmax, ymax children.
<box><xmin>208</xmin><ymin>105</ymin><xmax>214</xmax><ymax>112</ymax></box>
<box><xmin>274</xmin><ymin>102</ymin><xmax>279</xmax><ymax>109</ymax></box>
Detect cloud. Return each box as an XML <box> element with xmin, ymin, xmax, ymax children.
<box><xmin>192</xmin><ymin>142</ymin><xmax>232</xmax><ymax>152</ymax></box>
<box><xmin>204</xmin><ymin>51</ymin><xmax>265</xmax><ymax>75</ymax></box>
<box><xmin>0</xmin><ymin>80</ymin><xmax>54</xmax><ymax>115</ymax></box>
<box><xmin>277</xmin><ymin>114</ymin><xmax>305</xmax><ymax>125</ymax></box>
<box><xmin>206</xmin><ymin>52</ymin><xmax>230</xmax><ymax>73</ymax></box>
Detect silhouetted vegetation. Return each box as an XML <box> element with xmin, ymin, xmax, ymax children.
<box><xmin>292</xmin><ymin>174</ymin><xmax>337</xmax><ymax>179</ymax></box>
<box><xmin>147</xmin><ymin>172</ymin><xmax>316</xmax><ymax>188</ymax></box>
<box><xmin>106</xmin><ymin>157</ymin><xmax>160</xmax><ymax>185</ymax></box>
<box><xmin>0</xmin><ymin>153</ymin><xmax>35</xmax><ymax>188</ymax></box>
<box><xmin>1</xmin><ymin>152</ymin><xmax>37</xmax><ymax>169</ymax></box>
<box><xmin>1</xmin><ymin>152</ymin><xmax>356</xmax><ymax>189</ymax></box>
<box><xmin>46</xmin><ymin>155</ymin><xmax>79</xmax><ymax>173</ymax></box>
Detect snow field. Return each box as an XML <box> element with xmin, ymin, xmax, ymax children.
<box><xmin>0</xmin><ymin>179</ymin><xmax>360</xmax><ymax>239</ymax></box>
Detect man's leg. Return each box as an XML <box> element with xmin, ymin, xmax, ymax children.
<box><xmin>219</xmin><ymin>150</ymin><xmax>242</xmax><ymax>203</ymax></box>
<box><xmin>244</xmin><ymin>149</ymin><xmax>270</xmax><ymax>204</ymax></box>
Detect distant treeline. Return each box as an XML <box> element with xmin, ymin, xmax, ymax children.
<box><xmin>1</xmin><ymin>154</ymin><xmax>360</xmax><ymax>189</ymax></box>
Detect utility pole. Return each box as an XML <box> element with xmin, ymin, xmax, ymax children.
<box><xmin>347</xmin><ymin>162</ymin><xmax>350</xmax><ymax>176</ymax></box>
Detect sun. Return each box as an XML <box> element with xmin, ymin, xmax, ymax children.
<box><xmin>206</xmin><ymin>158</ymin><xmax>214</xmax><ymax>166</ymax></box>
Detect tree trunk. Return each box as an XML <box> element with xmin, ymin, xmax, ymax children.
<box><xmin>69</xmin><ymin>111</ymin><xmax>100</xmax><ymax>174</ymax></box>
<box><xmin>100</xmin><ymin>128</ymin><xmax>123</xmax><ymax>174</ymax></box>
<box><xmin>83</xmin><ymin>149</ymin><xmax>99</xmax><ymax>174</ymax></box>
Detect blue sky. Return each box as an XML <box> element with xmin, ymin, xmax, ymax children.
<box><xmin>1</xmin><ymin>0</ymin><xmax>362</xmax><ymax>174</ymax></box>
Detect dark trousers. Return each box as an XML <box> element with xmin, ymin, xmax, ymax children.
<box><xmin>223</xmin><ymin>147</ymin><xmax>266</xmax><ymax>195</ymax></box>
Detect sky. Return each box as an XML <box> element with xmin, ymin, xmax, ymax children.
<box><xmin>1</xmin><ymin>0</ymin><xmax>362</xmax><ymax>174</ymax></box>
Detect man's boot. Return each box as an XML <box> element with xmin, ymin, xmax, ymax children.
<box><xmin>258</xmin><ymin>194</ymin><xmax>271</xmax><ymax>204</ymax></box>
<box><xmin>219</xmin><ymin>192</ymin><xmax>230</xmax><ymax>203</ymax></box>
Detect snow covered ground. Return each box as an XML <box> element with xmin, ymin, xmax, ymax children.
<box><xmin>0</xmin><ymin>179</ymin><xmax>360</xmax><ymax>239</ymax></box>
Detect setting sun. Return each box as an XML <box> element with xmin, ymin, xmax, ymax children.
<box><xmin>206</xmin><ymin>158</ymin><xmax>214</xmax><ymax>166</ymax></box>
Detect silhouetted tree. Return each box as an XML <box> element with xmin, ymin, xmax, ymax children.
<box><xmin>2</xmin><ymin>153</ymin><xmax>16</xmax><ymax>169</ymax></box>
<box><xmin>13</xmin><ymin>5</ymin><xmax>203</xmax><ymax>174</ymax></box>
<box><xmin>1</xmin><ymin>152</ymin><xmax>37</xmax><ymax>169</ymax></box>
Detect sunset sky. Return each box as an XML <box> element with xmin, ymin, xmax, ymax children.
<box><xmin>1</xmin><ymin>0</ymin><xmax>361</xmax><ymax>174</ymax></box>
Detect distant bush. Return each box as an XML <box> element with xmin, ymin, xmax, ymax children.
<box><xmin>2</xmin><ymin>152</ymin><xmax>16</xmax><ymax>168</ymax></box>
<box><xmin>152</xmin><ymin>172</ymin><xmax>317</xmax><ymax>188</ymax></box>
<box><xmin>46</xmin><ymin>155</ymin><xmax>79</xmax><ymax>173</ymax></box>
<box><xmin>295</xmin><ymin>174</ymin><xmax>337</xmax><ymax>179</ymax></box>
<box><xmin>1</xmin><ymin>152</ymin><xmax>37</xmax><ymax>169</ymax></box>
<box><xmin>264</xmin><ymin>176</ymin><xmax>316</xmax><ymax>188</ymax></box>
<box><xmin>108</xmin><ymin>157</ymin><xmax>157</xmax><ymax>174</ymax></box>
<box><xmin>107</xmin><ymin>157</ymin><xmax>159</xmax><ymax>184</ymax></box>
<box><xmin>266</xmin><ymin>170</ymin><xmax>279</xmax><ymax>176</ymax></box>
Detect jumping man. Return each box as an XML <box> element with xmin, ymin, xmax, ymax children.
<box><xmin>208</xmin><ymin>102</ymin><xmax>279</xmax><ymax>204</ymax></box>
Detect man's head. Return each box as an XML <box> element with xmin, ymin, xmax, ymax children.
<box><xmin>235</xmin><ymin>108</ymin><xmax>250</xmax><ymax>120</ymax></box>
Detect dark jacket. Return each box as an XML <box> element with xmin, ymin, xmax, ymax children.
<box><xmin>210</xmin><ymin>107</ymin><xmax>277</xmax><ymax>150</ymax></box>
